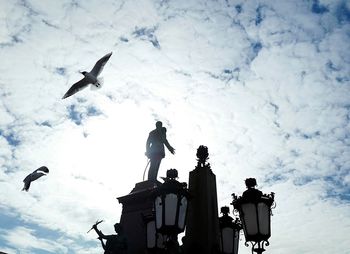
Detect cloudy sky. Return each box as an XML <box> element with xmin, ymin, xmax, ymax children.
<box><xmin>0</xmin><ymin>0</ymin><xmax>349</xmax><ymax>253</ymax></box>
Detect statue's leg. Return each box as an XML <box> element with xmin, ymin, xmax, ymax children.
<box><xmin>148</xmin><ymin>159</ymin><xmax>157</xmax><ymax>181</ymax></box>
<box><xmin>148</xmin><ymin>157</ymin><xmax>162</xmax><ymax>181</ymax></box>
<box><xmin>154</xmin><ymin>159</ymin><xmax>161</xmax><ymax>179</ymax></box>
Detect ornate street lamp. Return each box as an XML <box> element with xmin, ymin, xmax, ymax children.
<box><xmin>231</xmin><ymin>178</ymin><xmax>275</xmax><ymax>254</ymax></box>
<box><xmin>219</xmin><ymin>206</ymin><xmax>242</xmax><ymax>254</ymax></box>
<box><xmin>153</xmin><ymin>169</ymin><xmax>190</xmax><ymax>245</ymax></box>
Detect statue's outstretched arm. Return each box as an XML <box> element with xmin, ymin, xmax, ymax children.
<box><xmin>164</xmin><ymin>139</ymin><xmax>175</xmax><ymax>154</ymax></box>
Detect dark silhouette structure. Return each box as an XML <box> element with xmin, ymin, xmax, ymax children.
<box><xmin>145</xmin><ymin>121</ymin><xmax>175</xmax><ymax>181</ymax></box>
<box><xmin>117</xmin><ymin>181</ymin><xmax>157</xmax><ymax>254</ymax></box>
<box><xmin>93</xmin><ymin>222</ymin><xmax>127</xmax><ymax>254</ymax></box>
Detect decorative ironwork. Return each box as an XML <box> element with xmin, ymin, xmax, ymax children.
<box><xmin>249</xmin><ymin>240</ymin><xmax>269</xmax><ymax>254</ymax></box>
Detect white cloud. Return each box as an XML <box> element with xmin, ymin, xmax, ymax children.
<box><xmin>1</xmin><ymin>227</ymin><xmax>67</xmax><ymax>253</ymax></box>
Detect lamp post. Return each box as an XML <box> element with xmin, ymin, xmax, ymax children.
<box><xmin>231</xmin><ymin>178</ymin><xmax>275</xmax><ymax>254</ymax></box>
<box><xmin>219</xmin><ymin>206</ymin><xmax>242</xmax><ymax>254</ymax></box>
<box><xmin>153</xmin><ymin>169</ymin><xmax>190</xmax><ymax>253</ymax></box>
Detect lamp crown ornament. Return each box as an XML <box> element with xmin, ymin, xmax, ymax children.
<box><xmin>166</xmin><ymin>168</ymin><xmax>178</xmax><ymax>180</ymax></box>
<box><xmin>221</xmin><ymin>206</ymin><xmax>230</xmax><ymax>215</ymax></box>
<box><xmin>245</xmin><ymin>178</ymin><xmax>257</xmax><ymax>188</ymax></box>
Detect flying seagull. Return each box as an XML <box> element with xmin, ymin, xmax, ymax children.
<box><xmin>22</xmin><ymin>166</ymin><xmax>49</xmax><ymax>191</ymax></box>
<box><xmin>62</xmin><ymin>52</ymin><xmax>112</xmax><ymax>99</ymax></box>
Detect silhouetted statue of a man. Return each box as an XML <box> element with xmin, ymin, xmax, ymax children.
<box><xmin>145</xmin><ymin>121</ymin><xmax>175</xmax><ymax>181</ymax></box>
<box><xmin>93</xmin><ymin>223</ymin><xmax>127</xmax><ymax>254</ymax></box>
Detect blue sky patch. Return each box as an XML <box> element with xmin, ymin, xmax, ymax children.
<box><xmin>336</xmin><ymin>76</ymin><xmax>350</xmax><ymax>83</ymax></box>
<box><xmin>264</xmin><ymin>173</ymin><xmax>287</xmax><ymax>184</ymax></box>
<box><xmin>0</xmin><ymin>210</ymin><xmax>97</xmax><ymax>253</ymax></box>
<box><xmin>132</xmin><ymin>26</ymin><xmax>160</xmax><ymax>49</ymax></box>
<box><xmin>269</xmin><ymin>102</ymin><xmax>279</xmax><ymax>114</ymax></box>
<box><xmin>67</xmin><ymin>105</ymin><xmax>83</xmax><ymax>125</ymax></box>
<box><xmin>311</xmin><ymin>0</ymin><xmax>329</xmax><ymax>14</ymax></box>
<box><xmin>326</xmin><ymin>60</ymin><xmax>340</xmax><ymax>72</ymax></box>
<box><xmin>293</xmin><ymin>176</ymin><xmax>315</xmax><ymax>186</ymax></box>
<box><xmin>336</xmin><ymin>1</ymin><xmax>350</xmax><ymax>24</ymax></box>
<box><xmin>55</xmin><ymin>67</ymin><xmax>66</xmax><ymax>76</ymax></box>
<box><xmin>235</xmin><ymin>5</ymin><xmax>242</xmax><ymax>14</ymax></box>
<box><xmin>0</xmin><ymin>130</ymin><xmax>20</xmax><ymax>147</ymax></box>
<box><xmin>119</xmin><ymin>36</ymin><xmax>129</xmax><ymax>42</ymax></box>
<box><xmin>87</xmin><ymin>106</ymin><xmax>102</xmax><ymax>117</ymax></box>
<box><xmin>255</xmin><ymin>5</ymin><xmax>265</xmax><ymax>25</ymax></box>
<box><xmin>323</xmin><ymin>175</ymin><xmax>350</xmax><ymax>201</ymax></box>
<box><xmin>37</xmin><ymin>121</ymin><xmax>52</xmax><ymax>128</ymax></box>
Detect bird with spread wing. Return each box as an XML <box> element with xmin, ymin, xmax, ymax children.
<box><xmin>22</xmin><ymin>166</ymin><xmax>49</xmax><ymax>191</ymax></box>
<box><xmin>62</xmin><ymin>52</ymin><xmax>112</xmax><ymax>99</ymax></box>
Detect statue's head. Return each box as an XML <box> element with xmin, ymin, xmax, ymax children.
<box><xmin>156</xmin><ymin>121</ymin><xmax>163</xmax><ymax>129</ymax></box>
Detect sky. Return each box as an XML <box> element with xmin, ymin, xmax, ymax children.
<box><xmin>0</xmin><ymin>0</ymin><xmax>349</xmax><ymax>253</ymax></box>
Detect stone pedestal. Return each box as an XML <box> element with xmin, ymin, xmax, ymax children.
<box><xmin>117</xmin><ymin>181</ymin><xmax>159</xmax><ymax>254</ymax></box>
<box><xmin>184</xmin><ymin>163</ymin><xmax>220</xmax><ymax>254</ymax></box>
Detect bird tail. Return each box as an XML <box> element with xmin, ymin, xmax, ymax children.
<box><xmin>91</xmin><ymin>77</ymin><xmax>104</xmax><ymax>90</ymax></box>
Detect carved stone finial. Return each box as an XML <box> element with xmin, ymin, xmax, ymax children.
<box><xmin>196</xmin><ymin>145</ymin><xmax>209</xmax><ymax>167</ymax></box>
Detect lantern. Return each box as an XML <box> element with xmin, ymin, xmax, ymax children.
<box><xmin>153</xmin><ymin>169</ymin><xmax>190</xmax><ymax>236</ymax></box>
<box><xmin>219</xmin><ymin>206</ymin><xmax>241</xmax><ymax>254</ymax></box>
<box><xmin>232</xmin><ymin>178</ymin><xmax>275</xmax><ymax>254</ymax></box>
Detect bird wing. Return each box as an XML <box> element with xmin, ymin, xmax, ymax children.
<box><xmin>22</xmin><ymin>172</ymin><xmax>46</xmax><ymax>191</ymax></box>
<box><xmin>62</xmin><ymin>78</ymin><xmax>90</xmax><ymax>99</ymax></box>
<box><xmin>22</xmin><ymin>180</ymin><xmax>31</xmax><ymax>191</ymax></box>
<box><xmin>90</xmin><ymin>52</ymin><xmax>112</xmax><ymax>77</ymax></box>
<box><xmin>36</xmin><ymin>166</ymin><xmax>49</xmax><ymax>173</ymax></box>
<box><xmin>23</xmin><ymin>174</ymin><xmax>32</xmax><ymax>184</ymax></box>
<box><xmin>30</xmin><ymin>172</ymin><xmax>46</xmax><ymax>181</ymax></box>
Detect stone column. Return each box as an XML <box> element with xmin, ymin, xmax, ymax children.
<box><xmin>184</xmin><ymin>146</ymin><xmax>220</xmax><ymax>254</ymax></box>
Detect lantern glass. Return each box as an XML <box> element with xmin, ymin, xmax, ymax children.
<box><xmin>155</xmin><ymin>196</ymin><xmax>162</xmax><ymax>229</ymax></box>
<box><xmin>165</xmin><ymin>193</ymin><xmax>178</xmax><ymax>226</ymax></box>
<box><xmin>221</xmin><ymin>227</ymin><xmax>234</xmax><ymax>253</ymax></box>
<box><xmin>178</xmin><ymin>196</ymin><xmax>187</xmax><ymax>229</ymax></box>
<box><xmin>146</xmin><ymin>220</ymin><xmax>156</xmax><ymax>248</ymax></box>
<box><xmin>258</xmin><ymin>202</ymin><xmax>270</xmax><ymax>236</ymax></box>
<box><xmin>241</xmin><ymin>203</ymin><xmax>258</xmax><ymax>235</ymax></box>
